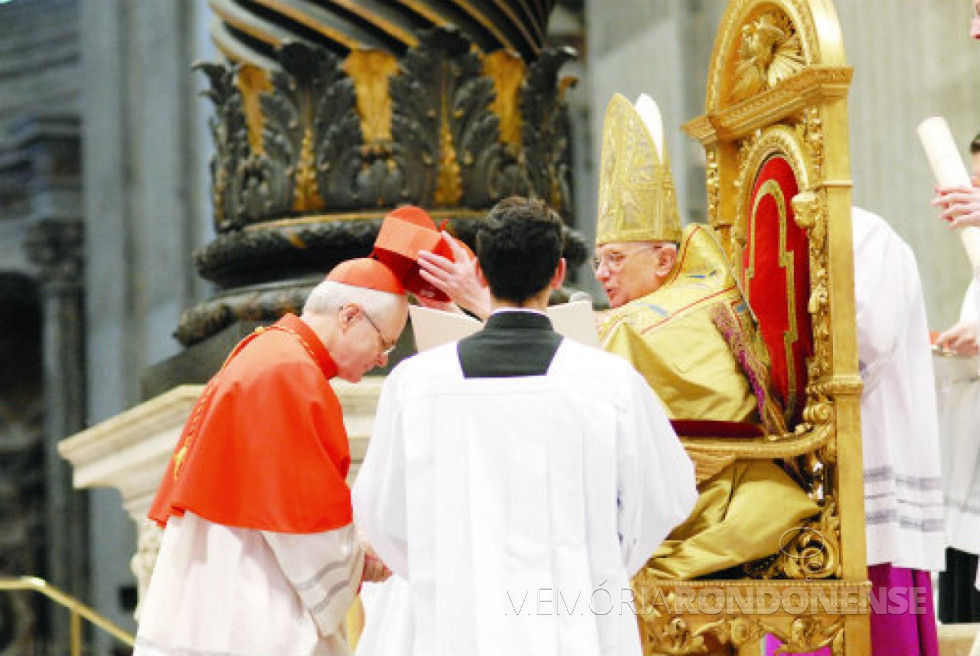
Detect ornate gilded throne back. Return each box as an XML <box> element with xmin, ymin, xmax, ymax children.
<box><xmin>632</xmin><ymin>0</ymin><xmax>869</xmax><ymax>654</ymax></box>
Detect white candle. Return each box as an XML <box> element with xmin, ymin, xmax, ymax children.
<box><xmin>917</xmin><ymin>116</ymin><xmax>980</xmax><ymax>273</ymax></box>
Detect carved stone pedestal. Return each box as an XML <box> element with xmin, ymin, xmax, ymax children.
<box><xmin>57</xmin><ymin>378</ymin><xmax>384</xmax><ymax>616</ymax></box>
<box><xmin>56</xmin><ymin>385</ymin><xmax>200</xmax><ymax>615</ymax></box>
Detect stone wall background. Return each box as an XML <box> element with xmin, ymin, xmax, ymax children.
<box><xmin>78</xmin><ymin>2</ymin><xmax>215</xmax><ymax>653</ymax></box>
<box><xmin>0</xmin><ymin>0</ymin><xmax>214</xmax><ymax>653</ymax></box>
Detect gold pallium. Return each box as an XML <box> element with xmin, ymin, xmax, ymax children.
<box><xmin>344</xmin><ymin>50</ymin><xmax>399</xmax><ymax>144</ymax></box>
<box><xmin>596</xmin><ymin>94</ymin><xmax>682</xmax><ymax>245</ymax></box>
<box><xmin>484</xmin><ymin>51</ymin><xmax>526</xmax><ymax>147</ymax></box>
<box><xmin>729</xmin><ymin>10</ymin><xmax>805</xmax><ymax>103</ymax></box>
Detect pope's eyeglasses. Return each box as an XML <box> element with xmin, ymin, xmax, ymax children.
<box><xmin>591</xmin><ymin>245</ymin><xmax>658</xmax><ymax>273</ymax></box>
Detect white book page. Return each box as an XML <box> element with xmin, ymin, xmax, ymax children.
<box><xmin>545</xmin><ymin>300</ymin><xmax>600</xmax><ymax>348</ymax></box>
<box><xmin>409</xmin><ymin>301</ymin><xmax>600</xmax><ymax>351</ymax></box>
<box><xmin>408</xmin><ymin>305</ymin><xmax>482</xmax><ymax>351</ymax></box>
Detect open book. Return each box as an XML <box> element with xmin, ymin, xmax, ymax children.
<box><xmin>409</xmin><ymin>301</ymin><xmax>601</xmax><ymax>351</ymax></box>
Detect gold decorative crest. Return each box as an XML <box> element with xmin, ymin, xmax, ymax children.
<box><xmin>729</xmin><ymin>11</ymin><xmax>805</xmax><ymax>103</ymax></box>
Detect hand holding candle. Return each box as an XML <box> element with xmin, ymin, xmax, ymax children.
<box><xmin>919</xmin><ymin>117</ymin><xmax>980</xmax><ymax>273</ymax></box>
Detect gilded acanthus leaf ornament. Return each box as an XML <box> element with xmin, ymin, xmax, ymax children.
<box><xmin>800</xmin><ymin>107</ymin><xmax>825</xmax><ymax>179</ymax></box>
<box><xmin>646</xmin><ymin>617</ymin><xmax>707</xmax><ymax>655</ymax></box>
<box><xmin>775</xmin><ymin>617</ymin><xmax>843</xmax><ymax>654</ymax></box>
<box><xmin>389</xmin><ymin>27</ymin><xmax>513</xmax><ymax>208</ymax></box>
<box><xmin>306</xmin><ymin>45</ymin><xmax>374</xmax><ymax>209</ymax></box>
<box><xmin>749</xmin><ymin>500</ymin><xmax>841</xmax><ymax>580</ymax></box>
<box><xmin>642</xmin><ymin>612</ymin><xmax>844</xmax><ymax>656</ymax></box>
<box><xmin>705</xmin><ymin>149</ymin><xmax>721</xmax><ymax>229</ymax></box>
<box><xmin>697</xmin><ymin>617</ymin><xmax>768</xmax><ymax>649</ymax></box>
<box><xmin>265</xmin><ymin>43</ymin><xmax>337</xmax><ymax>213</ymax></box>
<box><xmin>793</xmin><ymin>187</ymin><xmax>832</xmax><ymax>380</ymax></box>
<box><xmin>196</xmin><ymin>61</ymin><xmax>290</xmax><ymax>231</ymax></box>
<box><xmin>520</xmin><ymin>46</ymin><xmax>577</xmax><ymax>219</ymax></box>
<box><xmin>185</xmin><ymin>26</ymin><xmax>581</xmax><ymax>346</ymax></box>
<box><xmin>729</xmin><ymin>11</ymin><xmax>805</xmax><ymax>103</ymax></box>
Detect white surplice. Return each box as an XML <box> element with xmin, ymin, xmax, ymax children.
<box><xmin>353</xmin><ymin>338</ymin><xmax>697</xmax><ymax>656</ymax></box>
<box><xmin>936</xmin><ymin>278</ymin><xmax>980</xmax><ymax>563</ymax></box>
<box><xmin>134</xmin><ymin>512</ymin><xmax>363</xmax><ymax>656</ymax></box>
<box><xmin>852</xmin><ymin>207</ymin><xmax>945</xmax><ymax>571</ymax></box>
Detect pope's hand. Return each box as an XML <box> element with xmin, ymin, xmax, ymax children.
<box><xmin>362</xmin><ymin>546</ymin><xmax>392</xmax><ymax>583</ymax></box>
<box><xmin>933</xmin><ymin>182</ymin><xmax>980</xmax><ymax>229</ymax></box>
<box><xmin>418</xmin><ymin>232</ymin><xmax>492</xmax><ymax>320</ymax></box>
<box><xmin>936</xmin><ymin>320</ymin><xmax>979</xmax><ymax>356</ymax></box>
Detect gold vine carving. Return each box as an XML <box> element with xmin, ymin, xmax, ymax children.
<box><xmin>791</xmin><ymin>187</ymin><xmax>831</xmax><ymax>381</ymax></box>
<box><xmin>639</xmin><ymin>614</ymin><xmax>844</xmax><ymax>655</ymax></box>
<box><xmin>750</xmin><ymin>499</ymin><xmax>842</xmax><ymax>579</ymax></box>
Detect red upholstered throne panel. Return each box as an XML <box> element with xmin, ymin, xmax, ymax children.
<box><xmin>742</xmin><ymin>155</ymin><xmax>813</xmax><ymax>428</ymax></box>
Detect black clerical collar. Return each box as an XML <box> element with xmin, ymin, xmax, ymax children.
<box><xmin>484</xmin><ymin>309</ymin><xmax>553</xmax><ymax>331</ymax></box>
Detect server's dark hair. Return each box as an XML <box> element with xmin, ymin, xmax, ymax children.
<box><xmin>476</xmin><ymin>197</ymin><xmax>563</xmax><ymax>303</ymax></box>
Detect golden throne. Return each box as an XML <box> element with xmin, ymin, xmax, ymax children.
<box><xmin>631</xmin><ymin>0</ymin><xmax>869</xmax><ymax>654</ymax></box>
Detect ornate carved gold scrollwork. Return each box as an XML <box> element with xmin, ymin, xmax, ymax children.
<box><xmin>799</xmin><ymin>107</ymin><xmax>824</xmax><ymax>178</ymax></box>
<box><xmin>749</xmin><ymin>499</ymin><xmax>841</xmax><ymax>580</ymax></box>
<box><xmin>483</xmin><ymin>51</ymin><xmax>527</xmax><ymax>148</ymax></box>
<box><xmin>638</xmin><ymin>610</ymin><xmax>845</xmax><ymax>655</ymax></box>
<box><xmin>643</xmin><ymin>617</ymin><xmax>707</xmax><ymax>655</ymax></box>
<box><xmin>775</xmin><ymin>617</ymin><xmax>844</xmax><ymax>654</ymax></box>
<box><xmin>343</xmin><ymin>50</ymin><xmax>398</xmax><ymax>144</ymax></box>
<box><xmin>705</xmin><ymin>148</ymin><xmax>721</xmax><ymax>230</ymax></box>
<box><xmin>792</xmin><ymin>186</ymin><xmax>831</xmax><ymax>381</ymax></box>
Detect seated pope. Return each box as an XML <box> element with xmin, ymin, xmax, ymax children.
<box><xmin>592</xmin><ymin>93</ymin><xmax>817</xmax><ymax>578</ymax></box>
<box><xmin>415</xmin><ymin>92</ymin><xmax>818</xmax><ymax>580</ymax></box>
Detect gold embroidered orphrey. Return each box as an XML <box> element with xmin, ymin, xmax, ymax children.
<box><xmin>633</xmin><ymin>0</ymin><xmax>867</xmax><ymax>653</ymax></box>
